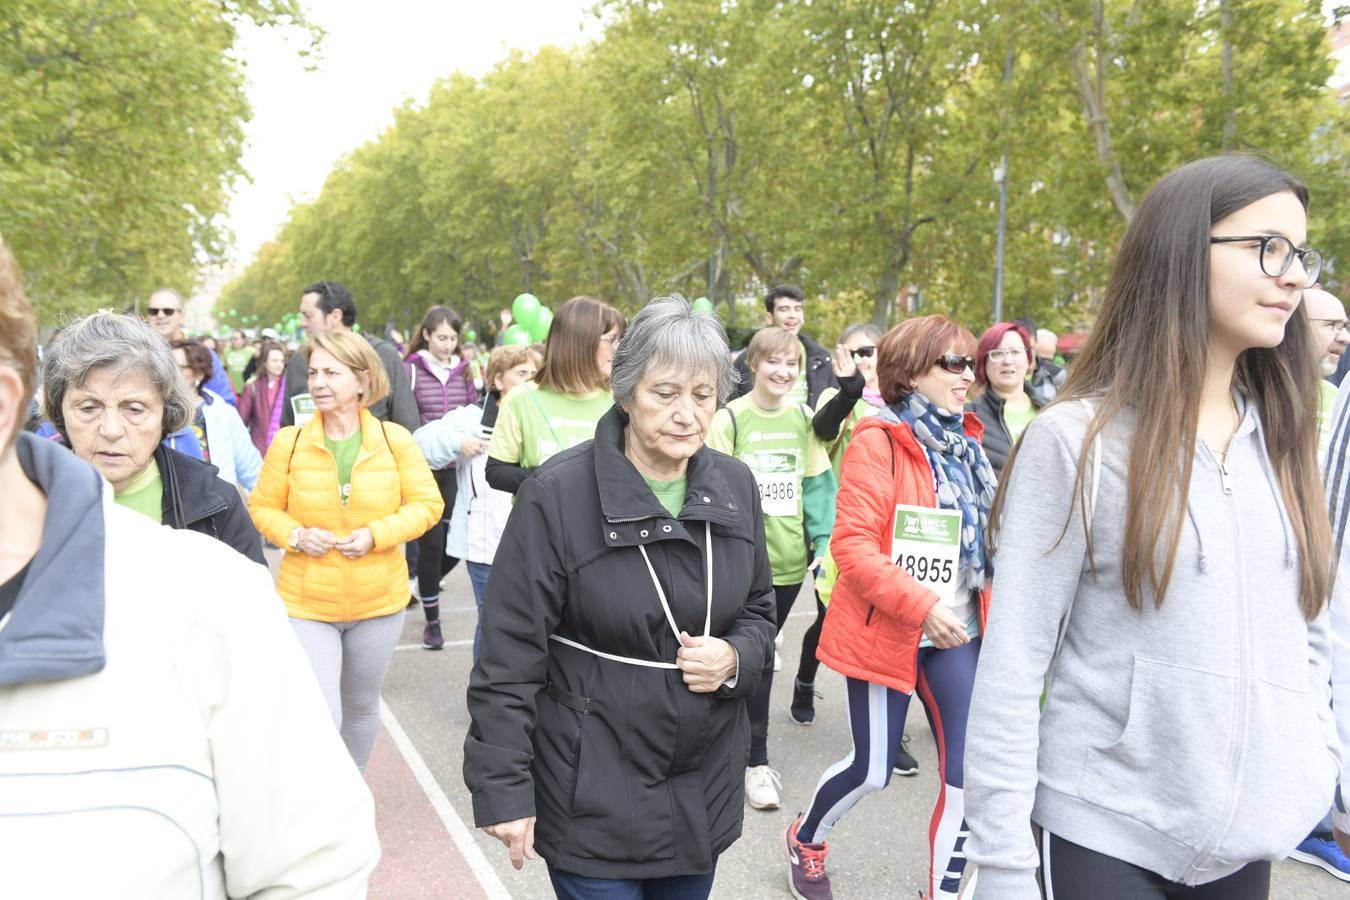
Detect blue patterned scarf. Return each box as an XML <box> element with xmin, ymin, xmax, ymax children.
<box><xmin>884</xmin><ymin>391</ymin><xmax>998</xmax><ymax>590</ymax></box>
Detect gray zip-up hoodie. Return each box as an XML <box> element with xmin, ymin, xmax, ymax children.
<box><xmin>965</xmin><ymin>399</ymin><xmax>1340</xmax><ymax>898</ymax></box>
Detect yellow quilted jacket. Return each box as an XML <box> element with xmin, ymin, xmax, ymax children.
<box><xmin>249</xmin><ymin>410</ymin><xmax>443</xmax><ymax>622</ymax></box>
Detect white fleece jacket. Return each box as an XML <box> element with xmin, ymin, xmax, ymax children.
<box><xmin>0</xmin><ymin>474</ymin><xmax>378</xmax><ymax>897</ymax></box>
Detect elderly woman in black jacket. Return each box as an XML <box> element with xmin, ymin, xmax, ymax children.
<box><xmin>464</xmin><ymin>295</ymin><xmax>776</xmax><ymax>899</ymax></box>
<box><xmin>41</xmin><ymin>312</ymin><xmax>264</xmax><ymax>565</ymax></box>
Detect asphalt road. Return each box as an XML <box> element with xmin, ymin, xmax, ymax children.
<box><xmin>380</xmin><ymin>571</ymin><xmax>1342</xmax><ymax>899</ymax></box>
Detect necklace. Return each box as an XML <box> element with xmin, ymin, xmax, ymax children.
<box><xmin>1202</xmin><ymin>403</ymin><xmax>1241</xmax><ymax>463</ymax></box>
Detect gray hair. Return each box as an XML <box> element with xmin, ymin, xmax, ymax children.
<box><xmin>42</xmin><ymin>312</ymin><xmax>197</xmax><ymax>440</ymax></box>
<box><xmin>610</xmin><ymin>294</ymin><xmax>736</xmax><ymax>407</ymax></box>
<box><xmin>840</xmin><ymin>323</ymin><xmax>883</xmax><ymax>345</ymax></box>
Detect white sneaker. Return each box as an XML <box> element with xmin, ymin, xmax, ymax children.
<box><xmin>745</xmin><ymin>765</ymin><xmax>783</xmax><ymax>810</ymax></box>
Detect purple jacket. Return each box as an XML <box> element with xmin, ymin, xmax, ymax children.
<box><xmin>405</xmin><ymin>353</ymin><xmax>478</xmax><ymax>428</ymax></box>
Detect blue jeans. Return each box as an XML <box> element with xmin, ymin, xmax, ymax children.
<box><xmin>547</xmin><ymin>865</ymin><xmax>716</xmax><ymax>900</ymax></box>
<box><xmin>466</xmin><ymin>561</ymin><xmax>491</xmax><ymax>661</ymax></box>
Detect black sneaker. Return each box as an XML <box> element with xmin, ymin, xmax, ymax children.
<box><xmin>893</xmin><ymin>734</ymin><xmax>918</xmax><ymax>776</ymax></box>
<box><xmin>422</xmin><ymin>622</ymin><xmax>444</xmax><ymax>650</ymax></box>
<box><xmin>790</xmin><ymin>678</ymin><xmax>819</xmax><ymax>726</ymax></box>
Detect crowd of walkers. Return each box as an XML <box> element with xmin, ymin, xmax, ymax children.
<box><xmin>2</xmin><ymin>153</ymin><xmax>1350</xmax><ymax>900</ymax></box>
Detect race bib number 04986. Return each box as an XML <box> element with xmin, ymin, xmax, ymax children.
<box><xmin>755</xmin><ymin>472</ymin><xmax>798</xmax><ymax>517</ymax></box>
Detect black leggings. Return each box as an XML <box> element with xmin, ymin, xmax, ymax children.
<box><xmin>748</xmin><ymin>582</ymin><xmax>802</xmax><ymax>767</ymax></box>
<box><xmin>416</xmin><ymin>467</ymin><xmax>460</xmax><ymax>622</ymax></box>
<box><xmin>795</xmin><ymin>593</ymin><xmax>826</xmax><ymax>684</ymax></box>
<box><xmin>1041</xmin><ymin>832</ymin><xmax>1271</xmax><ymax>900</ymax></box>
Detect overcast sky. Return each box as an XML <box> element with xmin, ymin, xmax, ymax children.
<box><xmin>225</xmin><ymin>1</ymin><xmax>600</xmax><ymax>266</ymax></box>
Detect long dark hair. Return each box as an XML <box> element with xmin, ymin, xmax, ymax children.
<box><xmin>406</xmin><ymin>305</ymin><xmax>463</xmax><ymax>360</ymax></box>
<box><xmin>993</xmin><ymin>155</ymin><xmax>1329</xmax><ymax>621</ymax></box>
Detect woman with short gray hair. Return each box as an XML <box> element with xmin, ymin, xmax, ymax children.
<box><xmin>464</xmin><ymin>294</ymin><xmax>775</xmax><ymax>898</ymax></box>
<box><xmin>43</xmin><ymin>312</ymin><xmax>264</xmax><ymax>564</ymax></box>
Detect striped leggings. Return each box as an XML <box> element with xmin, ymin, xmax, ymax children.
<box><xmin>796</xmin><ymin>638</ymin><xmax>980</xmax><ymax>900</ymax></box>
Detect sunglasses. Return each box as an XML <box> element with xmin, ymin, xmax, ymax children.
<box><xmin>850</xmin><ymin>346</ymin><xmax>876</xmax><ymax>359</ymax></box>
<box><xmin>147</xmin><ymin>307</ymin><xmax>180</xmax><ymax>317</ymax></box>
<box><xmin>935</xmin><ymin>354</ymin><xmax>976</xmax><ymax>375</ymax></box>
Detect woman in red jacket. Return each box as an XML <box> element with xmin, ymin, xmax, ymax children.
<box><xmin>782</xmin><ymin>315</ymin><xmax>996</xmax><ymax>900</ymax></box>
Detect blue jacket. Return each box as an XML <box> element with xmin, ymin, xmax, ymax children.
<box><xmin>204</xmin><ymin>348</ymin><xmax>237</xmax><ymax>407</ymax></box>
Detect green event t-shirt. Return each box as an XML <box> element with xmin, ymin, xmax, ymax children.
<box><xmin>489</xmin><ymin>383</ymin><xmax>614</xmax><ymax>469</ymax></box>
<box><xmin>814</xmin><ymin>386</ymin><xmax>879</xmax><ymax>483</ymax></box>
<box><xmin>1003</xmin><ymin>398</ymin><xmax>1037</xmax><ymax>443</ymax></box>
<box><xmin>642</xmin><ymin>474</ymin><xmax>688</xmax><ymax>518</ymax></box>
<box><xmin>114</xmin><ymin>457</ymin><xmax>163</xmax><ymax>523</ymax></box>
<box><xmin>706</xmin><ymin>395</ymin><xmax>831</xmax><ymax>585</ymax></box>
<box><xmin>223</xmin><ymin>345</ymin><xmax>256</xmax><ymax>394</ymax></box>
<box><xmin>325</xmin><ymin>432</ymin><xmax>362</xmax><ymax>506</ymax></box>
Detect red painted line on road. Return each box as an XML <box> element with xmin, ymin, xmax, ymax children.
<box><xmin>365</xmin><ymin>725</ymin><xmax>492</xmax><ymax>900</ymax></box>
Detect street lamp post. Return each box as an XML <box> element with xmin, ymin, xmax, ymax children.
<box><xmin>992</xmin><ymin>155</ymin><xmax>1008</xmax><ymax>325</ymax></box>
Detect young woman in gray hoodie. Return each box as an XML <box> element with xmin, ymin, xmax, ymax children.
<box><xmin>965</xmin><ymin>155</ymin><xmax>1339</xmax><ymax>899</ymax></box>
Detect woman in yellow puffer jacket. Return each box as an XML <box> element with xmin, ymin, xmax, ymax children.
<box><xmin>250</xmin><ymin>331</ymin><xmax>443</xmax><ymax>769</ymax></box>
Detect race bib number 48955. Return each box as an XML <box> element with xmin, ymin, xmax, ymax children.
<box><xmin>892</xmin><ymin>505</ymin><xmax>962</xmax><ymax>607</ymax></box>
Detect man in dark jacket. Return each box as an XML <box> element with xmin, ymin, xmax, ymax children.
<box><xmin>279</xmin><ymin>281</ymin><xmax>418</xmax><ymax>431</ymax></box>
<box><xmin>730</xmin><ymin>285</ymin><xmax>836</xmax><ymax>408</ymax></box>
<box><xmin>144</xmin><ymin>288</ymin><xmax>237</xmax><ymax>407</ymax></box>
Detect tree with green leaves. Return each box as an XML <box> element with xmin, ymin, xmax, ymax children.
<box><xmin>1</xmin><ymin>0</ymin><xmax>317</xmax><ymax>322</ymax></box>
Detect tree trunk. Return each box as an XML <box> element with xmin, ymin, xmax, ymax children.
<box><xmin>1069</xmin><ymin>0</ymin><xmax>1136</xmax><ymax>221</ymax></box>
<box><xmin>1220</xmin><ymin>0</ymin><xmax>1237</xmax><ymax>149</ymax></box>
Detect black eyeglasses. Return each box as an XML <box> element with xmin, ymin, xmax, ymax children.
<box><xmin>850</xmin><ymin>346</ymin><xmax>876</xmax><ymax>359</ymax></box>
<box><xmin>1209</xmin><ymin>234</ymin><xmax>1322</xmax><ymax>287</ymax></box>
<box><xmin>935</xmin><ymin>354</ymin><xmax>976</xmax><ymax>374</ymax></box>
<box><xmin>147</xmin><ymin>307</ymin><xmax>180</xmax><ymax>317</ymax></box>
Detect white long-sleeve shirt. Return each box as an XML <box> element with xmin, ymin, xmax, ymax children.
<box><xmin>1324</xmin><ymin>378</ymin><xmax>1350</xmax><ymax>833</ymax></box>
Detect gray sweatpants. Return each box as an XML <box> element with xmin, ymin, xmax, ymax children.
<box><xmin>289</xmin><ymin>609</ymin><xmax>406</xmax><ymax>770</ymax></box>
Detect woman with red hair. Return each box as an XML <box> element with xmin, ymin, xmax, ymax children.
<box><xmin>783</xmin><ymin>314</ymin><xmax>996</xmax><ymax>900</ymax></box>
<box><xmin>968</xmin><ymin>323</ymin><xmax>1040</xmax><ymax>474</ymax></box>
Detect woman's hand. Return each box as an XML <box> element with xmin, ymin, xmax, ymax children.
<box><xmin>460</xmin><ymin>435</ymin><xmax>488</xmax><ymax>457</ymax></box>
<box><xmin>335</xmin><ymin>527</ymin><xmax>375</xmax><ymax>559</ymax></box>
<box><xmin>297</xmin><ymin>527</ymin><xmax>337</xmax><ymax>556</ymax></box>
<box><xmin>483</xmin><ymin>816</ymin><xmax>537</xmax><ymax>870</ymax></box>
<box><xmin>676</xmin><ymin>631</ymin><xmax>738</xmax><ymax>693</ymax></box>
<box><xmin>831</xmin><ymin>343</ymin><xmax>858</xmax><ymax>380</ymax></box>
<box><xmin>922</xmin><ymin>603</ymin><xmax>971</xmax><ymax>649</ymax></box>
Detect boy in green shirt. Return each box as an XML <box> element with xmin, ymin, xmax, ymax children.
<box><xmin>706</xmin><ymin>327</ymin><xmax>836</xmax><ymax>812</ymax></box>
<box><xmin>223</xmin><ymin>330</ymin><xmax>257</xmax><ymax>396</ymax></box>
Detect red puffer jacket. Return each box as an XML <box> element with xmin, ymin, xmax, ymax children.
<box><xmin>817</xmin><ymin>413</ymin><xmax>992</xmax><ymax>693</ymax></box>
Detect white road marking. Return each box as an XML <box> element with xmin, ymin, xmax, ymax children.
<box><xmin>378</xmin><ymin>699</ymin><xmax>513</xmax><ymax>900</ymax></box>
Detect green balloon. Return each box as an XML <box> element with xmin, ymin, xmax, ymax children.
<box><xmin>691</xmin><ymin>297</ymin><xmax>714</xmax><ymax>313</ymax></box>
<box><xmin>512</xmin><ymin>293</ymin><xmax>542</xmax><ymax>329</ymax></box>
<box><xmin>464</xmin><ymin>329</ymin><xmax>477</xmax><ymax>342</ymax></box>
<box><xmin>529</xmin><ymin>307</ymin><xmax>554</xmax><ymax>342</ymax></box>
<box><xmin>502</xmin><ymin>324</ymin><xmax>532</xmax><ymax>346</ymax></box>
